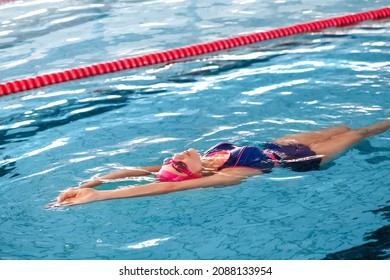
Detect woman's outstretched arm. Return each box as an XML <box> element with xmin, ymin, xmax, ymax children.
<box><xmin>78</xmin><ymin>165</ymin><xmax>162</xmax><ymax>188</ymax></box>
<box><xmin>46</xmin><ymin>167</ymin><xmax>262</xmax><ymax>208</ymax></box>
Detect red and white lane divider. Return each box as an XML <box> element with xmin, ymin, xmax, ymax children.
<box><xmin>1</xmin><ymin>7</ymin><xmax>389</xmax><ymax>96</ymax></box>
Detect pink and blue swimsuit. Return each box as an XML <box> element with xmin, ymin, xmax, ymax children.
<box><xmin>203</xmin><ymin>142</ymin><xmax>322</xmax><ymax>172</ymax></box>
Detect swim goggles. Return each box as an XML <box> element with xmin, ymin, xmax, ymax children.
<box><xmin>156</xmin><ymin>158</ymin><xmax>201</xmax><ymax>182</ymax></box>
<box><xmin>163</xmin><ymin>158</ymin><xmax>198</xmax><ymax>176</ymax></box>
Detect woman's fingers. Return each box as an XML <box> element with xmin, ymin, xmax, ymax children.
<box><xmin>45</xmin><ymin>202</ymin><xmax>58</xmax><ymax>209</ymax></box>
<box><xmin>45</xmin><ymin>197</ymin><xmax>76</xmax><ymax>208</ymax></box>
<box><xmin>45</xmin><ymin>188</ymin><xmax>79</xmax><ymax>208</ymax></box>
<box><xmin>45</xmin><ymin>200</ymin><xmax>72</xmax><ymax>209</ymax></box>
<box><xmin>57</xmin><ymin>188</ymin><xmax>78</xmax><ymax>203</ymax></box>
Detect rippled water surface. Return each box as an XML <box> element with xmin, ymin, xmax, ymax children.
<box><xmin>0</xmin><ymin>0</ymin><xmax>389</xmax><ymax>259</ymax></box>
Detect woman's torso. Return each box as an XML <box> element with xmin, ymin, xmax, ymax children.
<box><xmin>202</xmin><ymin>142</ymin><xmax>322</xmax><ymax>173</ymax></box>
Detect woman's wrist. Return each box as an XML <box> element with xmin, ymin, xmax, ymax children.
<box><xmin>79</xmin><ymin>178</ymin><xmax>101</xmax><ymax>188</ymax></box>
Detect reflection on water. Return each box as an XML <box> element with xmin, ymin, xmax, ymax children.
<box><xmin>324</xmin><ymin>202</ymin><xmax>390</xmax><ymax>260</ymax></box>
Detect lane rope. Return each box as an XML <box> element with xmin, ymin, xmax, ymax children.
<box><xmin>1</xmin><ymin>7</ymin><xmax>389</xmax><ymax>96</ymax></box>
<box><xmin>0</xmin><ymin>0</ymin><xmax>16</xmax><ymax>4</ymax></box>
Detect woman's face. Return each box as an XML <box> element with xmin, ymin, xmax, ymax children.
<box><xmin>159</xmin><ymin>148</ymin><xmax>202</xmax><ymax>176</ymax></box>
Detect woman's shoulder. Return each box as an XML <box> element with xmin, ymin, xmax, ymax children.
<box><xmin>204</xmin><ymin>142</ymin><xmax>237</xmax><ymax>155</ymax></box>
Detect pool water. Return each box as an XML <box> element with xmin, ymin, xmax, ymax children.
<box><xmin>0</xmin><ymin>0</ymin><xmax>389</xmax><ymax>260</ymax></box>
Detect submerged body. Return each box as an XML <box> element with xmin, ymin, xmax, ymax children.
<box><xmin>47</xmin><ymin>120</ymin><xmax>390</xmax><ymax>208</ymax></box>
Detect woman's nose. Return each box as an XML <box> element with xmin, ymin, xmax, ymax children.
<box><xmin>173</xmin><ymin>153</ymin><xmax>184</xmax><ymax>160</ymax></box>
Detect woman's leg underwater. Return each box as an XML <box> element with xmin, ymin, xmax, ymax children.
<box><xmin>310</xmin><ymin>120</ymin><xmax>390</xmax><ymax>163</ymax></box>
<box><xmin>273</xmin><ymin>125</ymin><xmax>351</xmax><ymax>146</ymax></box>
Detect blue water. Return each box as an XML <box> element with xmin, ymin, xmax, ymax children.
<box><xmin>0</xmin><ymin>0</ymin><xmax>389</xmax><ymax>260</ymax></box>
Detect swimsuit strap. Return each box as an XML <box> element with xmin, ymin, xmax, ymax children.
<box><xmin>263</xmin><ymin>150</ymin><xmax>279</xmax><ymax>167</ymax></box>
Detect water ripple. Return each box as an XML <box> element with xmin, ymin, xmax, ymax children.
<box><xmin>0</xmin><ymin>89</ymin><xmax>131</xmax><ymax>148</ymax></box>
<box><xmin>0</xmin><ymin>2</ymin><xmax>110</xmax><ymax>51</ymax></box>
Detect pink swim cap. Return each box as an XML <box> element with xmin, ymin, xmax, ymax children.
<box><xmin>156</xmin><ymin>170</ymin><xmax>201</xmax><ymax>182</ymax></box>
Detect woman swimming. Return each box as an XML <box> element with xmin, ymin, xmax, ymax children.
<box><xmin>46</xmin><ymin>119</ymin><xmax>390</xmax><ymax>208</ymax></box>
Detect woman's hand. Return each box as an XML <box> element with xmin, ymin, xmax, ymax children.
<box><xmin>46</xmin><ymin>188</ymin><xmax>100</xmax><ymax>208</ymax></box>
